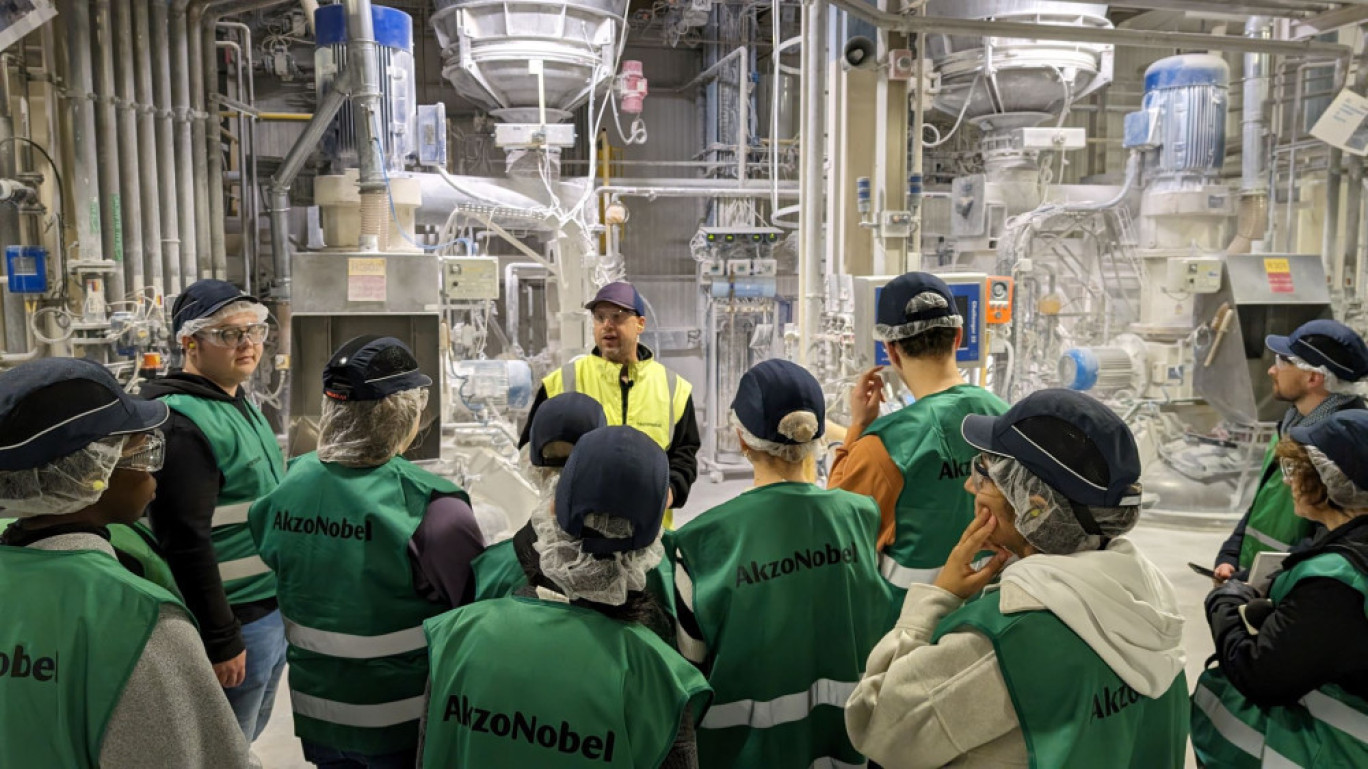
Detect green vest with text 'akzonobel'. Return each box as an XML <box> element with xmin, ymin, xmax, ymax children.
<box><xmin>159</xmin><ymin>393</ymin><xmax>284</xmax><ymax>604</ymax></box>
<box><xmin>249</xmin><ymin>452</ymin><xmax>467</xmax><ymax>755</ymax></box>
<box><xmin>0</xmin><ymin>520</ymin><xmax>182</xmax><ymax>600</ymax></box>
<box><xmin>1192</xmin><ymin>552</ymin><xmax>1368</xmax><ymax>768</ymax></box>
<box><xmin>671</xmin><ymin>482</ymin><xmax>889</xmax><ymax>769</ymax></box>
<box><xmin>934</xmin><ymin>590</ymin><xmax>1188</xmax><ymax>769</ymax></box>
<box><xmin>422</xmin><ymin>597</ymin><xmax>711</xmax><ymax>768</ymax></box>
<box><xmin>0</xmin><ymin>546</ymin><xmax>183</xmax><ymax>768</ymax></box>
<box><xmin>1239</xmin><ymin>434</ymin><xmax>1312</xmax><ymax>569</ymax></box>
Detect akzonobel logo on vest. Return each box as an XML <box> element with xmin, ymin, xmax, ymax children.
<box><xmin>0</xmin><ymin>645</ymin><xmax>57</xmax><ymax>682</ymax></box>
<box><xmin>272</xmin><ymin>510</ymin><xmax>373</xmax><ymax>541</ymax></box>
<box><xmin>443</xmin><ymin>695</ymin><xmax>618</xmax><ymax>762</ymax></box>
<box><xmin>735</xmin><ymin>542</ymin><xmax>858</xmax><ymax>587</ymax></box>
<box><xmin>1092</xmin><ymin>683</ymin><xmax>1143</xmax><ymax>720</ymax></box>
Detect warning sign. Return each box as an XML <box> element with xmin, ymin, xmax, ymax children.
<box><xmin>1264</xmin><ymin>258</ymin><xmax>1295</xmax><ymax>294</ymax></box>
<box><xmin>347</xmin><ymin>258</ymin><xmax>387</xmax><ymax>302</ymax></box>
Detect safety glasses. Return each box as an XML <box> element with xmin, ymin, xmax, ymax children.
<box><xmin>592</xmin><ymin>308</ymin><xmax>637</xmax><ymax>327</ymax></box>
<box><xmin>199</xmin><ymin>322</ymin><xmax>269</xmax><ymax>348</ymax></box>
<box><xmin>1279</xmin><ymin>457</ymin><xmax>1298</xmax><ymax>486</ymax></box>
<box><xmin>1274</xmin><ymin>354</ymin><xmax>1295</xmax><ymax>369</ymax></box>
<box><xmin>970</xmin><ymin>455</ymin><xmax>994</xmax><ymax>493</ymax></box>
<box><xmin>117</xmin><ymin>430</ymin><xmax>165</xmax><ymax>473</ymax></box>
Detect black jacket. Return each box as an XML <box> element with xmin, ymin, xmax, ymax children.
<box><xmin>1206</xmin><ymin>515</ymin><xmax>1368</xmax><ymax>707</ymax></box>
<box><xmin>518</xmin><ymin>347</ymin><xmax>701</xmax><ymax>508</ymax></box>
<box><xmin>1215</xmin><ymin>396</ymin><xmax>1366</xmax><ymax>570</ymax></box>
<box><xmin>139</xmin><ymin>373</ymin><xmax>277</xmax><ymax>664</ymax></box>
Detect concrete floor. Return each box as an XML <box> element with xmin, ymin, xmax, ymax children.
<box><xmin>254</xmin><ymin>477</ymin><xmax>1222</xmax><ymax>768</ymax></box>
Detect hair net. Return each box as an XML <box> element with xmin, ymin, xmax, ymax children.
<box><xmin>519</xmin><ymin>444</ymin><xmax>562</xmax><ymax>504</ymax></box>
<box><xmin>176</xmin><ymin>300</ymin><xmax>268</xmax><ymax>345</ymax></box>
<box><xmin>316</xmin><ymin>388</ymin><xmax>427</xmax><ymax>467</ymax></box>
<box><xmin>1286</xmin><ymin>355</ymin><xmax>1368</xmax><ymax>398</ymax></box>
<box><xmin>0</xmin><ymin>436</ymin><xmax>126</xmax><ymax>517</ymax></box>
<box><xmin>984</xmin><ymin>454</ymin><xmax>1141</xmax><ymax>555</ymax></box>
<box><xmin>532</xmin><ymin>510</ymin><xmax>663</xmax><ymax>606</ymax></box>
<box><xmin>1305</xmin><ymin>445</ymin><xmax>1368</xmax><ymax>510</ymax></box>
<box><xmin>873</xmin><ymin>292</ymin><xmax>964</xmax><ymax>343</ymax></box>
<box><xmin>729</xmin><ymin>410</ymin><xmax>821</xmax><ymax>463</ymax></box>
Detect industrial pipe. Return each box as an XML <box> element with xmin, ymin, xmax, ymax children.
<box><xmin>1230</xmin><ymin>17</ymin><xmax>1271</xmax><ymax>256</ymax></box>
<box><xmin>152</xmin><ymin>0</ymin><xmax>183</xmax><ymax>295</ymax></box>
<box><xmin>113</xmin><ymin>0</ymin><xmax>149</xmax><ymax>295</ymax></box>
<box><xmin>0</xmin><ymin>113</ymin><xmax>24</xmax><ymax>353</ymax></box>
<box><xmin>1325</xmin><ymin>61</ymin><xmax>1347</xmax><ymax>285</ymax></box>
<box><xmin>504</xmin><ymin>262</ymin><xmax>547</xmax><ymax>356</ymax></box>
<box><xmin>344</xmin><ymin>0</ymin><xmax>388</xmax><ymax>252</ymax></box>
<box><xmin>93</xmin><ymin>0</ymin><xmax>126</xmax><ymax>301</ymax></box>
<box><xmin>595</xmin><ymin>180</ymin><xmax>800</xmax><ymax>200</ymax></box>
<box><xmin>59</xmin><ymin>0</ymin><xmax>104</xmax><ymax>273</ymax></box>
<box><xmin>171</xmin><ymin>2</ymin><xmax>199</xmax><ymax>282</ymax></box>
<box><xmin>797</xmin><ymin>0</ymin><xmax>827</xmax><ymax>367</ymax></box>
<box><xmin>133</xmin><ymin>0</ymin><xmax>165</xmax><ymax>296</ymax></box>
<box><xmin>219</xmin><ymin>22</ymin><xmax>259</xmax><ymax>294</ymax></box>
<box><xmin>1342</xmin><ymin>38</ymin><xmax>1368</xmax><ymax>296</ymax></box>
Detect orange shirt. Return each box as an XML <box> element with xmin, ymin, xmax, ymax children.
<box><xmin>828</xmin><ymin>433</ymin><xmax>905</xmax><ymax>550</ymax></box>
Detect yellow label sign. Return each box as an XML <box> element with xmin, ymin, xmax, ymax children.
<box><xmin>1263</xmin><ymin>258</ymin><xmax>1291</xmax><ymax>274</ymax></box>
<box><xmin>348</xmin><ymin>258</ymin><xmax>386</xmax><ymax>276</ymax></box>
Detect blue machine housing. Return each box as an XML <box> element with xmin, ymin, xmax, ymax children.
<box><xmin>5</xmin><ymin>245</ymin><xmax>47</xmax><ymax>294</ymax></box>
<box><xmin>1125</xmin><ymin>54</ymin><xmax>1229</xmax><ymax>184</ymax></box>
<box><xmin>314</xmin><ymin>4</ymin><xmax>416</xmax><ymax>172</ymax></box>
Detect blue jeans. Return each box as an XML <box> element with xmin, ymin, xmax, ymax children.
<box><xmin>223</xmin><ymin>609</ymin><xmax>287</xmax><ymax>741</ymax></box>
<box><xmin>301</xmin><ymin>742</ymin><xmax>417</xmax><ymax>769</ymax></box>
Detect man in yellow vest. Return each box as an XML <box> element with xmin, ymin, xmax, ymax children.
<box><xmin>519</xmin><ymin>282</ymin><xmax>699</xmax><ymax>525</ymax></box>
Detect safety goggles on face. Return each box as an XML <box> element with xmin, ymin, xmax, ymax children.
<box><xmin>592</xmin><ymin>308</ymin><xmax>637</xmax><ymax>327</ymax></box>
<box><xmin>1274</xmin><ymin>354</ymin><xmax>1295</xmax><ymax>369</ymax></box>
<box><xmin>1279</xmin><ymin>457</ymin><xmax>1300</xmax><ymax>487</ymax></box>
<box><xmin>117</xmin><ymin>430</ymin><xmax>165</xmax><ymax>473</ymax></box>
<box><xmin>970</xmin><ymin>455</ymin><xmax>995</xmax><ymax>493</ymax></box>
<box><xmin>198</xmin><ymin>322</ymin><xmax>269</xmax><ymax>348</ymax></box>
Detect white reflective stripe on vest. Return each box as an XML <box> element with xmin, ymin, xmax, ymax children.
<box><xmin>283</xmin><ymin>617</ymin><xmax>427</xmax><ymax>659</ymax></box>
<box><xmin>1193</xmin><ymin>684</ymin><xmax>1265</xmax><ymax>758</ymax></box>
<box><xmin>219</xmin><ymin>555</ymin><xmax>270</xmax><ymax>582</ymax></box>
<box><xmin>878</xmin><ymin>554</ymin><xmax>940</xmax><ymax>588</ymax></box>
<box><xmin>1261</xmin><ymin>747</ymin><xmax>1300</xmax><ymax>768</ymax></box>
<box><xmin>1245</xmin><ymin>527</ymin><xmax>1292</xmax><ymax>552</ymax></box>
<box><xmin>701</xmin><ymin>679</ymin><xmax>856</xmax><ymax>730</ymax></box>
<box><xmin>1303</xmin><ymin>690</ymin><xmax>1368</xmax><ymax>743</ymax></box>
<box><xmin>809</xmin><ymin>758</ymin><xmax>866</xmax><ymax>769</ymax></box>
<box><xmin>212</xmin><ymin>502</ymin><xmax>252</xmax><ymax>528</ymax></box>
<box><xmin>291</xmin><ymin>690</ymin><xmax>425</xmax><ymax>729</ymax></box>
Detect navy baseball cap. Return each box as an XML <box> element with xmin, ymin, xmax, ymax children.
<box><xmin>875</xmin><ymin>272</ymin><xmax>962</xmax><ymax>340</ymax></box>
<box><xmin>731</xmin><ymin>359</ymin><xmax>825</xmax><ymax>445</ymax></box>
<box><xmin>0</xmin><ymin>358</ymin><xmax>169</xmax><ymax>471</ymax></box>
<box><xmin>172</xmin><ymin>279</ymin><xmax>263</xmax><ymax>337</ymax></box>
<box><xmin>1290</xmin><ymin>411</ymin><xmax>1368</xmax><ymax>493</ymax></box>
<box><xmin>962</xmin><ymin>389</ymin><xmax>1142</xmax><ymax>513</ymax></box>
<box><xmin>322</xmin><ymin>336</ymin><xmax>432</xmax><ymax>402</ymax></box>
<box><xmin>1266</xmin><ymin>319</ymin><xmax>1368</xmax><ymax>382</ymax></box>
<box><xmin>555</xmin><ymin>426</ymin><xmax>669</xmax><ymax>555</ymax></box>
<box><xmin>585</xmin><ymin>282</ymin><xmax>645</xmax><ymax>316</ymax></box>
<box><xmin>530</xmin><ymin>392</ymin><xmax>608</xmax><ymax>467</ymax></box>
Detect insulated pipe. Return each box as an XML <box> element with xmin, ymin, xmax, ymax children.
<box><xmin>152</xmin><ymin>0</ymin><xmax>183</xmax><ymax>295</ymax></box>
<box><xmin>1326</xmin><ymin>61</ymin><xmax>1347</xmax><ymax>285</ymax></box>
<box><xmin>113</xmin><ymin>0</ymin><xmax>147</xmax><ymax>295</ymax></box>
<box><xmin>133</xmin><ymin>0</ymin><xmax>165</xmax><ymax>296</ymax></box>
<box><xmin>1230</xmin><ymin>17</ymin><xmax>1272</xmax><ymax>255</ymax></box>
<box><xmin>171</xmin><ymin>1</ymin><xmax>199</xmax><ymax>282</ymax></box>
<box><xmin>797</xmin><ymin>0</ymin><xmax>826</xmax><ymax>367</ymax></box>
<box><xmin>1344</xmin><ymin>41</ymin><xmax>1368</xmax><ymax>296</ymax></box>
<box><xmin>344</xmin><ymin>0</ymin><xmax>387</xmax><ymax>251</ymax></box>
<box><xmin>59</xmin><ymin>0</ymin><xmax>103</xmax><ymax>272</ymax></box>
<box><xmin>92</xmin><ymin>0</ymin><xmax>126</xmax><ymax>301</ymax></box>
<box><xmin>219</xmin><ymin>22</ymin><xmax>257</xmax><ymax>292</ymax></box>
<box><xmin>0</xmin><ymin>114</ymin><xmax>25</xmax><ymax>353</ymax></box>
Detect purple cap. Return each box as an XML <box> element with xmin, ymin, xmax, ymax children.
<box><xmin>585</xmin><ymin>282</ymin><xmax>645</xmax><ymax>316</ymax></box>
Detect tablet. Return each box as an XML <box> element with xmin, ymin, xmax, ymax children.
<box><xmin>1249</xmin><ymin>551</ymin><xmax>1290</xmax><ymax>595</ymax></box>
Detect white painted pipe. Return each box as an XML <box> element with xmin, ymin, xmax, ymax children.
<box><xmin>133</xmin><ymin>0</ymin><xmax>165</xmax><ymax>296</ymax></box>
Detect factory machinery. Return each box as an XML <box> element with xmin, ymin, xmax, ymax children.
<box><xmin>2</xmin><ymin>0</ymin><xmax>1368</xmax><ymax>534</ymax></box>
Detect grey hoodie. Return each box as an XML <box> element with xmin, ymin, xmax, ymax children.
<box><xmin>846</xmin><ymin>537</ymin><xmax>1185</xmax><ymax>769</ymax></box>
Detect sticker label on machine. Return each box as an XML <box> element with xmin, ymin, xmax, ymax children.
<box><xmin>872</xmin><ymin>285</ymin><xmax>981</xmax><ymax>366</ymax></box>
<box><xmin>1264</xmin><ymin>258</ymin><xmax>1295</xmax><ymax>294</ymax></box>
<box><xmin>348</xmin><ymin>258</ymin><xmax>387</xmax><ymax>302</ymax></box>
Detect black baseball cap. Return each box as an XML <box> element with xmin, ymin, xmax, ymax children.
<box><xmin>585</xmin><ymin>282</ymin><xmax>645</xmax><ymax>316</ymax></box>
<box><xmin>0</xmin><ymin>358</ymin><xmax>169</xmax><ymax>471</ymax></box>
<box><xmin>731</xmin><ymin>359</ymin><xmax>825</xmax><ymax>445</ymax></box>
<box><xmin>875</xmin><ymin>272</ymin><xmax>961</xmax><ymax>339</ymax></box>
<box><xmin>555</xmin><ymin>426</ymin><xmax>669</xmax><ymax>555</ymax></box>
<box><xmin>172</xmin><ymin>279</ymin><xmax>263</xmax><ymax>337</ymax></box>
<box><xmin>530</xmin><ymin>392</ymin><xmax>607</xmax><ymax>468</ymax></box>
<box><xmin>322</xmin><ymin>336</ymin><xmax>432</xmax><ymax>402</ymax></box>
<box><xmin>1266</xmin><ymin>319</ymin><xmax>1368</xmax><ymax>382</ymax></box>
<box><xmin>1290</xmin><ymin>411</ymin><xmax>1368</xmax><ymax>493</ymax></box>
<box><xmin>962</xmin><ymin>389</ymin><xmax>1142</xmax><ymax>512</ymax></box>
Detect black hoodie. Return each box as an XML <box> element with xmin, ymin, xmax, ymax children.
<box><xmin>139</xmin><ymin>373</ymin><xmax>276</xmax><ymax>664</ymax></box>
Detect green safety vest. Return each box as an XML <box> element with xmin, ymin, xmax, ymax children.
<box><xmin>249</xmin><ymin>452</ymin><xmax>468</xmax><ymax>755</ymax></box>
<box><xmin>0</xmin><ymin>546</ymin><xmax>184</xmax><ymax>768</ymax></box>
<box><xmin>670</xmin><ymin>482</ymin><xmax>889</xmax><ymax>769</ymax></box>
<box><xmin>421</xmin><ymin>596</ymin><xmax>712</xmax><ymax>768</ymax></box>
<box><xmin>543</xmin><ymin>352</ymin><xmax>689</xmax><ymax>530</ymax></box>
<box><xmin>864</xmin><ymin>385</ymin><xmax>1008</xmax><ymax>596</ymax></box>
<box><xmin>1191</xmin><ymin>552</ymin><xmax>1368</xmax><ymax>767</ymax></box>
<box><xmin>0</xmin><ymin>519</ymin><xmax>182</xmax><ymax>601</ymax></box>
<box><xmin>934</xmin><ymin>590</ymin><xmax>1189</xmax><ymax>769</ymax></box>
<box><xmin>158</xmin><ymin>392</ymin><xmax>285</xmax><ymax>605</ymax></box>
<box><xmin>471</xmin><ymin>528</ymin><xmax>679</xmax><ymax>637</ymax></box>
<box><xmin>1239</xmin><ymin>434</ymin><xmax>1313</xmax><ymax>569</ymax></box>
